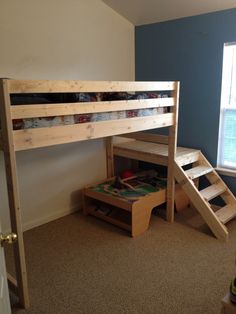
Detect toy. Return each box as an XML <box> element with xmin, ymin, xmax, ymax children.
<box><xmin>120</xmin><ymin>170</ymin><xmax>134</xmax><ymax>179</ymax></box>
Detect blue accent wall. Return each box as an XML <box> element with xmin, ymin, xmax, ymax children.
<box><xmin>135</xmin><ymin>8</ymin><xmax>236</xmax><ymax>194</ymax></box>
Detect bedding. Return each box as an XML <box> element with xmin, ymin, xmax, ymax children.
<box><xmin>10</xmin><ymin>92</ymin><xmax>170</xmax><ymax>130</ymax></box>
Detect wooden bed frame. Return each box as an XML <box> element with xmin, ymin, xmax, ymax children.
<box><xmin>0</xmin><ymin>79</ymin><xmax>179</xmax><ymax>308</ymax></box>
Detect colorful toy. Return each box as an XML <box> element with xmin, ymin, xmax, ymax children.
<box><xmin>120</xmin><ymin>170</ymin><xmax>134</xmax><ymax>179</ymax></box>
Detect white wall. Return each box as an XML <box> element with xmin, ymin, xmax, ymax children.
<box><xmin>0</xmin><ymin>0</ymin><xmax>134</xmax><ymax>232</ymax></box>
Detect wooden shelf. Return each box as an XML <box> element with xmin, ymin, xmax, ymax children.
<box><xmin>87</xmin><ymin>203</ymin><xmax>131</xmax><ymax>232</ymax></box>
<box><xmin>114</xmin><ymin>140</ymin><xmax>199</xmax><ymax>167</ymax></box>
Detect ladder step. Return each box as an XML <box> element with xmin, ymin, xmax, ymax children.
<box><xmin>185</xmin><ymin>165</ymin><xmax>213</xmax><ymax>180</ymax></box>
<box><xmin>176</xmin><ymin>151</ymin><xmax>200</xmax><ymax>167</ymax></box>
<box><xmin>215</xmin><ymin>204</ymin><xmax>236</xmax><ymax>224</ymax></box>
<box><xmin>200</xmin><ymin>182</ymin><xmax>227</xmax><ymax>201</ymax></box>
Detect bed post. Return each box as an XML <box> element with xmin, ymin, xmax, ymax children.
<box><xmin>166</xmin><ymin>81</ymin><xmax>179</xmax><ymax>222</ymax></box>
<box><xmin>106</xmin><ymin>136</ymin><xmax>114</xmax><ymax>177</ymax></box>
<box><xmin>0</xmin><ymin>79</ymin><xmax>29</xmax><ymax>308</ymax></box>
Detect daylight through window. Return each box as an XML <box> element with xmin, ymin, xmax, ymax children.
<box><xmin>218</xmin><ymin>43</ymin><xmax>236</xmax><ymax>170</ymax></box>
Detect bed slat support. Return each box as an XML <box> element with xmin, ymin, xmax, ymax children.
<box><xmin>166</xmin><ymin>81</ymin><xmax>179</xmax><ymax>222</ymax></box>
<box><xmin>11</xmin><ymin>98</ymin><xmax>174</xmax><ymax>119</ymax></box>
<box><xmin>13</xmin><ymin>113</ymin><xmax>174</xmax><ymax>151</ymax></box>
<box><xmin>0</xmin><ymin>79</ymin><xmax>29</xmax><ymax>308</ymax></box>
<box><xmin>9</xmin><ymin>80</ymin><xmax>175</xmax><ymax>93</ymax></box>
<box><xmin>106</xmin><ymin>137</ymin><xmax>114</xmax><ymax>178</ymax></box>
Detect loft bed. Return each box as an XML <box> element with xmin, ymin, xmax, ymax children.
<box><xmin>0</xmin><ymin>79</ymin><xmax>179</xmax><ymax>308</ymax></box>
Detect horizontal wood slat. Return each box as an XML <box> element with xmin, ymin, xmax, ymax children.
<box><xmin>114</xmin><ymin>146</ymin><xmax>168</xmax><ymax>166</ymax></box>
<box><xmin>200</xmin><ymin>182</ymin><xmax>226</xmax><ymax>201</ymax></box>
<box><xmin>89</xmin><ymin>209</ymin><xmax>131</xmax><ymax>231</ymax></box>
<box><xmin>215</xmin><ymin>204</ymin><xmax>236</xmax><ymax>224</ymax></box>
<box><xmin>185</xmin><ymin>165</ymin><xmax>213</xmax><ymax>180</ymax></box>
<box><xmin>85</xmin><ymin>189</ymin><xmax>132</xmax><ymax>211</ymax></box>
<box><xmin>9</xmin><ymin>80</ymin><xmax>176</xmax><ymax>93</ymax></box>
<box><xmin>175</xmin><ymin>151</ymin><xmax>200</xmax><ymax>167</ymax></box>
<box><xmin>13</xmin><ymin>113</ymin><xmax>174</xmax><ymax>151</ymax></box>
<box><xmin>11</xmin><ymin>98</ymin><xmax>174</xmax><ymax>119</ymax></box>
<box><xmin>174</xmin><ymin>161</ymin><xmax>229</xmax><ymax>241</ymax></box>
<box><xmin>118</xmin><ymin>132</ymin><xmax>169</xmax><ymax>144</ymax></box>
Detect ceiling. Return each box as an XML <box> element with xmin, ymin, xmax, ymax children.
<box><xmin>102</xmin><ymin>0</ymin><xmax>236</xmax><ymax>25</ymax></box>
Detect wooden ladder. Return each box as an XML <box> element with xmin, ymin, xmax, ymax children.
<box><xmin>174</xmin><ymin>151</ymin><xmax>236</xmax><ymax>241</ymax></box>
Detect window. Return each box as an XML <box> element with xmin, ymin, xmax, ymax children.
<box><xmin>217</xmin><ymin>43</ymin><xmax>236</xmax><ymax>170</ymax></box>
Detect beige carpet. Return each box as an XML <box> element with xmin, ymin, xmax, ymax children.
<box><xmin>7</xmin><ymin>207</ymin><xmax>236</xmax><ymax>314</ymax></box>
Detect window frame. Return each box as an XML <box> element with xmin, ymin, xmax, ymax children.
<box><xmin>217</xmin><ymin>42</ymin><xmax>236</xmax><ymax>173</ymax></box>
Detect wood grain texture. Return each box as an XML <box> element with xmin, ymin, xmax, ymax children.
<box><xmin>11</xmin><ymin>98</ymin><xmax>174</xmax><ymax>119</ymax></box>
<box><xmin>0</xmin><ymin>79</ymin><xmax>29</xmax><ymax>308</ymax></box>
<box><xmin>174</xmin><ymin>160</ymin><xmax>229</xmax><ymax>241</ymax></box>
<box><xmin>83</xmin><ymin>179</ymin><xmax>166</xmax><ymax>237</ymax></box>
<box><xmin>0</xmin><ymin>78</ymin><xmax>180</xmax><ymax>309</ymax></box>
<box><xmin>166</xmin><ymin>81</ymin><xmax>179</xmax><ymax>222</ymax></box>
<box><xmin>9</xmin><ymin>80</ymin><xmax>175</xmax><ymax>93</ymax></box>
<box><xmin>118</xmin><ymin>132</ymin><xmax>169</xmax><ymax>144</ymax></box>
<box><xmin>106</xmin><ymin>137</ymin><xmax>114</xmax><ymax>178</ymax></box>
<box><xmin>13</xmin><ymin>113</ymin><xmax>174</xmax><ymax>151</ymax></box>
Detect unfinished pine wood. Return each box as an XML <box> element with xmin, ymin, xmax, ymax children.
<box><xmin>200</xmin><ymin>182</ymin><xmax>226</xmax><ymax>201</ymax></box>
<box><xmin>174</xmin><ymin>150</ymin><xmax>236</xmax><ymax>239</ymax></box>
<box><xmin>215</xmin><ymin>205</ymin><xmax>236</xmax><ymax>224</ymax></box>
<box><xmin>84</xmin><ymin>189</ymin><xmax>132</xmax><ymax>212</ymax></box>
<box><xmin>119</xmin><ymin>132</ymin><xmax>169</xmax><ymax>144</ymax></box>
<box><xmin>114</xmin><ymin>142</ymin><xmax>168</xmax><ymax>166</ymax></box>
<box><xmin>83</xmin><ymin>178</ymin><xmax>166</xmax><ymax>237</ymax></box>
<box><xmin>166</xmin><ymin>81</ymin><xmax>179</xmax><ymax>222</ymax></box>
<box><xmin>11</xmin><ymin>98</ymin><xmax>174</xmax><ymax>119</ymax></box>
<box><xmin>0</xmin><ymin>79</ymin><xmax>29</xmax><ymax>308</ymax></box>
<box><xmin>88</xmin><ymin>206</ymin><xmax>131</xmax><ymax>232</ymax></box>
<box><xmin>174</xmin><ymin>160</ymin><xmax>229</xmax><ymax>241</ymax></box>
<box><xmin>175</xmin><ymin>150</ymin><xmax>200</xmax><ymax>166</ymax></box>
<box><xmin>9</xmin><ymin>80</ymin><xmax>175</xmax><ymax>93</ymax></box>
<box><xmin>131</xmin><ymin>204</ymin><xmax>153</xmax><ymax>237</ymax></box>
<box><xmin>113</xmin><ymin>140</ymin><xmax>199</xmax><ymax>166</ymax></box>
<box><xmin>132</xmin><ymin>189</ymin><xmax>166</xmax><ymax>236</ymax></box>
<box><xmin>0</xmin><ymin>78</ymin><xmax>180</xmax><ymax>309</ymax></box>
<box><xmin>113</xmin><ymin>140</ymin><xmax>200</xmax><ymax>215</ymax></box>
<box><xmin>185</xmin><ymin>165</ymin><xmax>213</xmax><ymax>180</ymax></box>
<box><xmin>13</xmin><ymin>113</ymin><xmax>174</xmax><ymax>151</ymax></box>
<box><xmin>106</xmin><ymin>137</ymin><xmax>114</xmax><ymax>178</ymax></box>
<box><xmin>199</xmin><ymin>153</ymin><xmax>236</xmax><ymax>207</ymax></box>
<box><xmin>175</xmin><ymin>184</ymin><xmax>190</xmax><ymax>212</ymax></box>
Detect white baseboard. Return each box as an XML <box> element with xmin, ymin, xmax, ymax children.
<box><xmin>2</xmin><ymin>207</ymin><xmax>81</xmax><ymax>234</ymax></box>
<box><xmin>22</xmin><ymin>206</ymin><xmax>81</xmax><ymax>232</ymax></box>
